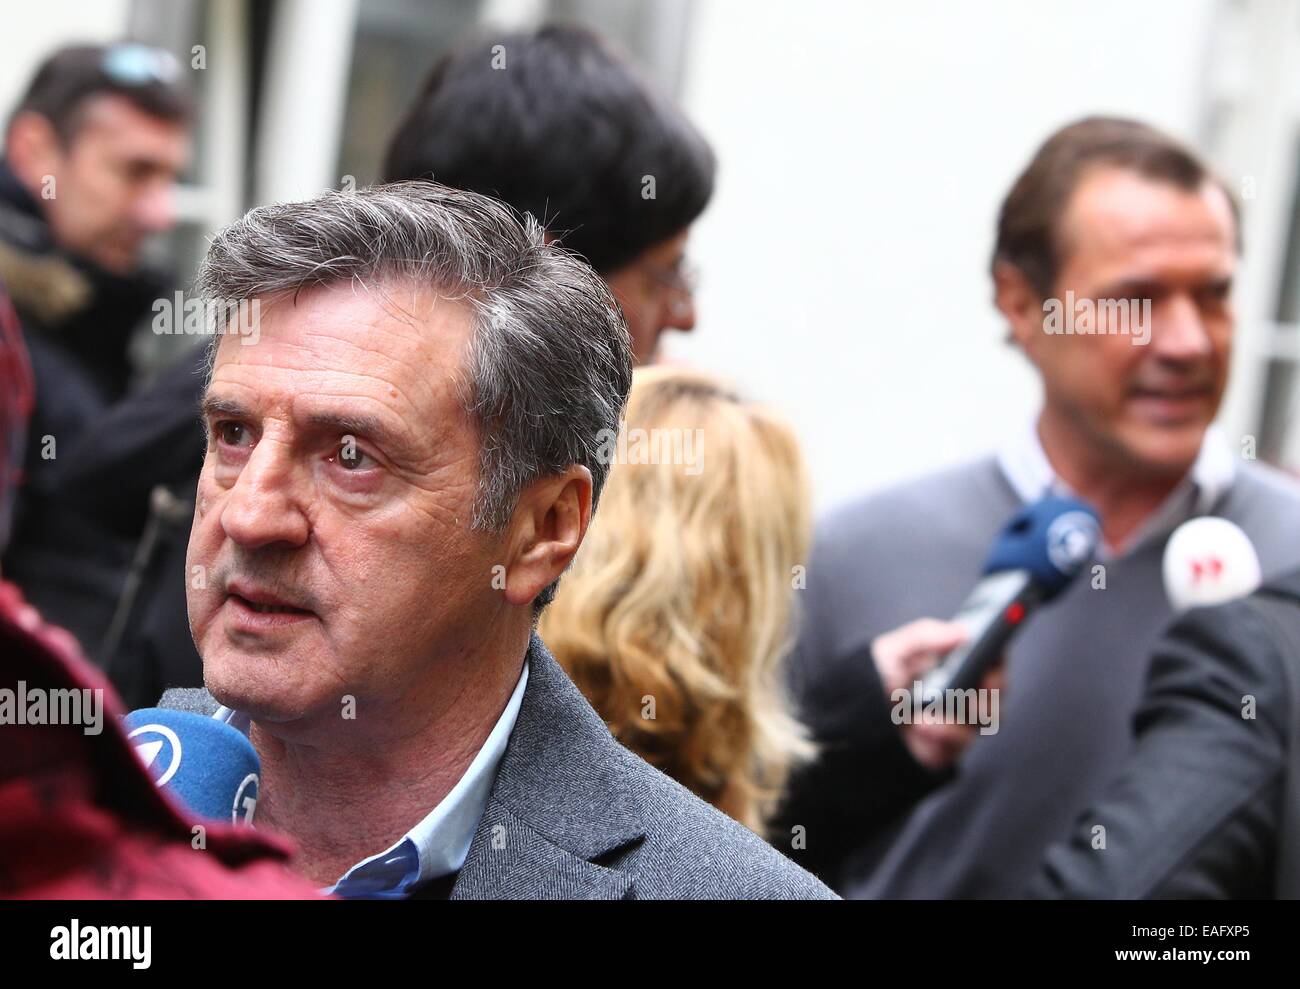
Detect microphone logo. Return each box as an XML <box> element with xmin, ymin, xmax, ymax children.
<box><xmin>1189</xmin><ymin>556</ymin><xmax>1224</xmax><ymax>583</ymax></box>
<box><xmin>233</xmin><ymin>772</ymin><xmax>259</xmax><ymax>825</ymax></box>
<box><xmin>1163</xmin><ymin>517</ymin><xmax>1262</xmax><ymax>613</ymax></box>
<box><xmin>127</xmin><ymin>723</ymin><xmax>183</xmax><ymax>787</ymax></box>
<box><xmin>1046</xmin><ymin>511</ymin><xmax>1101</xmax><ymax>575</ymax></box>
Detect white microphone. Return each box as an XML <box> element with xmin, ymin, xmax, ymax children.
<box><xmin>1162</xmin><ymin>517</ymin><xmax>1262</xmax><ymax>613</ymax></box>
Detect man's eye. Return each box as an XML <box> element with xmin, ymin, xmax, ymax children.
<box><xmin>335</xmin><ymin>438</ymin><xmax>373</xmax><ymax>471</ymax></box>
<box><xmin>216</xmin><ymin>421</ymin><xmax>250</xmax><ymax>446</ymax></box>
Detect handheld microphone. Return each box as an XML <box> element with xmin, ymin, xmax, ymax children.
<box><xmin>1162</xmin><ymin>516</ymin><xmax>1261</xmax><ymax>613</ymax></box>
<box><xmin>124</xmin><ymin>708</ymin><xmax>259</xmax><ymax>825</ymax></box>
<box><xmin>919</xmin><ymin>495</ymin><xmax>1101</xmax><ymax>703</ymax></box>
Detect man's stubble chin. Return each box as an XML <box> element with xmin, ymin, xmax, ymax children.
<box><xmin>202</xmin><ymin>623</ymin><xmax>349</xmax><ymax>727</ymax></box>
<box><xmin>1114</xmin><ymin>416</ymin><xmax>1210</xmax><ymax>479</ymax></box>
<box><xmin>201</xmin><ymin>637</ymin><xmax>289</xmax><ymax>720</ymax></box>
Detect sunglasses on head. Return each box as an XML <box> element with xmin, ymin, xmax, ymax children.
<box><xmin>101</xmin><ymin>43</ymin><xmax>182</xmax><ymax>88</ymax></box>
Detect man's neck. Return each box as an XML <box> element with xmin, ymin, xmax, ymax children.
<box><xmin>249</xmin><ymin>628</ymin><xmax>530</xmax><ymax>888</ymax></box>
<box><xmin>1036</xmin><ymin>412</ymin><xmax>1195</xmax><ymax>553</ymax></box>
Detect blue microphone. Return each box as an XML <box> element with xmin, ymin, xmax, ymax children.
<box><xmin>918</xmin><ymin>495</ymin><xmax>1101</xmax><ymax>703</ymax></box>
<box><xmin>124</xmin><ymin>708</ymin><xmax>260</xmax><ymax>825</ymax></box>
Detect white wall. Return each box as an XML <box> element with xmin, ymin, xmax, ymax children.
<box><xmin>673</xmin><ymin>0</ymin><xmax>1219</xmax><ymax>512</ymax></box>
<box><xmin>0</xmin><ymin>1</ymin><xmax>130</xmax><ymax>115</ymax></box>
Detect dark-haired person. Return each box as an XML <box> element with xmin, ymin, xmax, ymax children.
<box><xmin>383</xmin><ymin>23</ymin><xmax>714</xmax><ymax>365</ymax></box>
<box><xmin>0</xmin><ymin>43</ymin><xmax>192</xmax><ymax>658</ymax></box>
<box><xmin>777</xmin><ymin>116</ymin><xmax>1300</xmax><ymax>898</ymax></box>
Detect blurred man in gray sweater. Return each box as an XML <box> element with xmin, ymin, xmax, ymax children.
<box><xmin>778</xmin><ymin>116</ymin><xmax>1300</xmax><ymax>898</ymax></box>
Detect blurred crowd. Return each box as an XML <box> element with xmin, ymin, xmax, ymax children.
<box><xmin>2</xmin><ymin>25</ymin><xmax>1299</xmax><ymax>900</ymax></box>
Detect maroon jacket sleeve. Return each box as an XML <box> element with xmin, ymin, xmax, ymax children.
<box><xmin>0</xmin><ymin>579</ymin><xmax>325</xmax><ymax>899</ymax></box>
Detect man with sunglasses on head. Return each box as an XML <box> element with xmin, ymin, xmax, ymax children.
<box><xmin>0</xmin><ymin>43</ymin><xmax>193</xmax><ymax>656</ymax></box>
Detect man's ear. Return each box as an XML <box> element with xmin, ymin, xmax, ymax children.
<box><xmin>501</xmin><ymin>465</ymin><xmax>593</xmax><ymax>607</ymax></box>
<box><xmin>993</xmin><ymin>260</ymin><xmax>1045</xmax><ymax>356</ymax></box>
<box><xmin>6</xmin><ymin>112</ymin><xmax>64</xmax><ymax>194</ymax></box>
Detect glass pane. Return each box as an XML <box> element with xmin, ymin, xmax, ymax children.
<box><xmin>337</xmin><ymin>0</ymin><xmax>485</xmax><ymax>188</ymax></box>
<box><xmin>1274</xmin><ymin>126</ymin><xmax>1300</xmax><ymax>324</ymax></box>
<box><xmin>1256</xmin><ymin>357</ymin><xmax>1295</xmax><ymax>466</ymax></box>
<box><xmin>126</xmin><ymin>0</ymin><xmax>207</xmax><ymax>186</ymax></box>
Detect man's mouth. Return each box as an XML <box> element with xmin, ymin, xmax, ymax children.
<box><xmin>1128</xmin><ymin>384</ymin><xmax>1214</xmax><ymax>419</ymax></box>
<box><xmin>223</xmin><ymin>581</ymin><xmax>316</xmax><ymax>628</ymax></box>
<box><xmin>231</xmin><ymin>597</ymin><xmax>310</xmax><ymax>615</ymax></box>
<box><xmin>1131</xmin><ymin>383</ymin><xmax>1211</xmax><ymax>398</ymax></box>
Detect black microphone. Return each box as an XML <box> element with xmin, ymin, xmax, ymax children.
<box><xmin>918</xmin><ymin>494</ymin><xmax>1101</xmax><ymax>703</ymax></box>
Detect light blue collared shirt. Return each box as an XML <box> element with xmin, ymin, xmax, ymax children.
<box><xmin>213</xmin><ymin>661</ymin><xmax>529</xmax><ymax>898</ymax></box>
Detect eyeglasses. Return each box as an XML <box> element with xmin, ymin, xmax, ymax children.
<box><xmin>648</xmin><ymin>261</ymin><xmax>698</xmax><ymax>320</ymax></box>
<box><xmin>101</xmin><ymin>43</ymin><xmax>182</xmax><ymax>88</ymax></box>
<box><xmin>647</xmin><ymin>259</ymin><xmax>700</xmax><ymax>298</ymax></box>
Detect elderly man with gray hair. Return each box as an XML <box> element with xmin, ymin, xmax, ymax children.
<box><xmin>158</xmin><ymin>181</ymin><xmax>832</xmax><ymax>900</ymax></box>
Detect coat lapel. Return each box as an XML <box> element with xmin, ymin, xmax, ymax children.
<box><xmin>452</xmin><ymin>802</ymin><xmax>636</xmax><ymax>900</ymax></box>
<box><xmin>451</xmin><ymin>634</ymin><xmax>646</xmax><ymax>900</ymax></box>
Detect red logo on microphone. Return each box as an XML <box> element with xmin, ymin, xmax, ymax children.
<box><xmin>1188</xmin><ymin>556</ymin><xmax>1224</xmax><ymax>583</ymax></box>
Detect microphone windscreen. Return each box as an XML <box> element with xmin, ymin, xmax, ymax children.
<box><xmin>124</xmin><ymin>708</ymin><xmax>260</xmax><ymax>825</ymax></box>
<box><xmin>982</xmin><ymin>494</ymin><xmax>1101</xmax><ymax>595</ymax></box>
<box><xmin>156</xmin><ymin>687</ymin><xmax>220</xmax><ymax>717</ymax></box>
<box><xmin>1162</xmin><ymin>516</ymin><xmax>1262</xmax><ymax>613</ymax></box>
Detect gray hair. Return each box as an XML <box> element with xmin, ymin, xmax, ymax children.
<box><xmin>193</xmin><ymin>180</ymin><xmax>633</xmax><ymax>608</ymax></box>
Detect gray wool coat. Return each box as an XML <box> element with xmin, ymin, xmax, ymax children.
<box><xmin>160</xmin><ymin>634</ymin><xmax>836</xmax><ymax>901</ymax></box>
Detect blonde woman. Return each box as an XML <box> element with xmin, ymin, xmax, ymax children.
<box><xmin>540</xmin><ymin>365</ymin><xmax>815</xmax><ymax>835</ymax></box>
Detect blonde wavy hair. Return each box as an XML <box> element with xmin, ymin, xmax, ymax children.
<box><xmin>540</xmin><ymin>365</ymin><xmax>815</xmax><ymax>833</ymax></box>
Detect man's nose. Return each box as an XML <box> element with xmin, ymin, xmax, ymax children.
<box><xmin>667</xmin><ymin>292</ymin><xmax>697</xmax><ymax>333</ymax></box>
<box><xmin>1151</xmin><ymin>294</ymin><xmax>1213</xmax><ymax>363</ymax></box>
<box><xmin>219</xmin><ymin>441</ymin><xmax>310</xmax><ymax>551</ymax></box>
<box><xmin>135</xmin><ymin>180</ymin><xmax>176</xmax><ymax>233</ymax></box>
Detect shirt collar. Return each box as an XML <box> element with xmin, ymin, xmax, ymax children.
<box><xmin>213</xmin><ymin>658</ymin><xmax>529</xmax><ymax>898</ymax></box>
<box><xmin>996</xmin><ymin>416</ymin><xmax>1236</xmax><ymax>555</ymax></box>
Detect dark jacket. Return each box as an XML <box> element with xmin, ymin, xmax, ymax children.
<box><xmin>161</xmin><ymin>634</ymin><xmax>838</xmax><ymax>900</ymax></box>
<box><xmin>1031</xmin><ymin>571</ymin><xmax>1300</xmax><ymax>899</ymax></box>
<box><xmin>57</xmin><ymin>345</ymin><xmax>209</xmax><ymax>707</ymax></box>
<box><xmin>0</xmin><ymin>158</ymin><xmax>174</xmax><ymax>662</ymax></box>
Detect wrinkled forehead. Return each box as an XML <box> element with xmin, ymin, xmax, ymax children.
<box><xmin>207</xmin><ymin>280</ymin><xmax>478</xmax><ymax>434</ymax></box>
